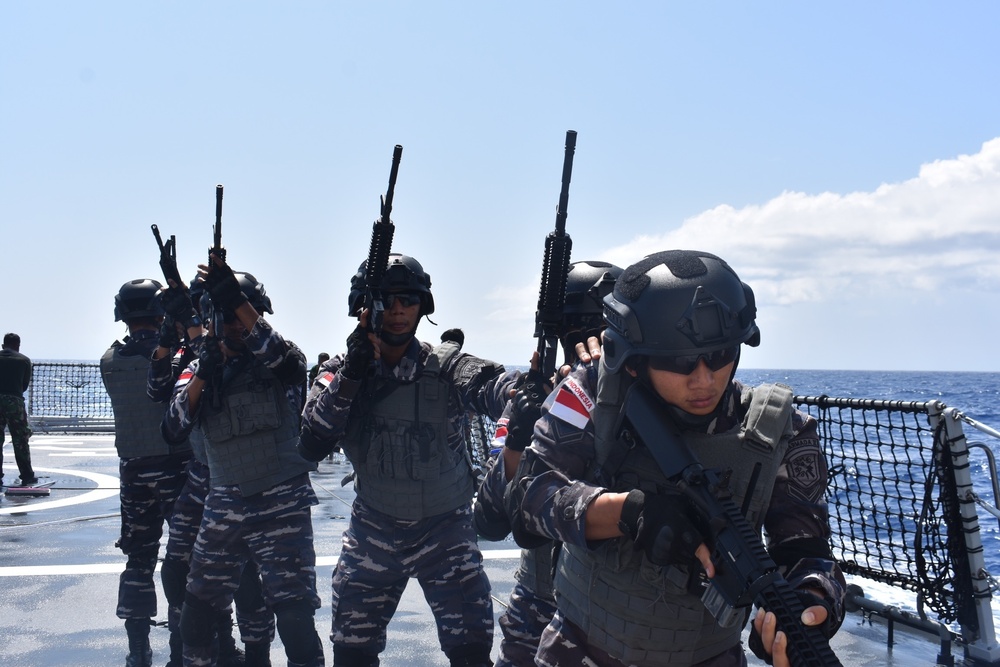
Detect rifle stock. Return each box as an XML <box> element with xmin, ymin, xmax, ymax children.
<box><xmin>621</xmin><ymin>383</ymin><xmax>843</xmax><ymax>667</ymax></box>
<box><xmin>533</xmin><ymin>130</ymin><xmax>576</xmax><ymax>379</ymax></box>
<box><xmin>364</xmin><ymin>144</ymin><xmax>402</xmax><ymax>334</ymax></box>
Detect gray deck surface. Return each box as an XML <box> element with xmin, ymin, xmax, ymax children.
<box><xmin>0</xmin><ymin>434</ymin><xmax>976</xmax><ymax>666</ymax></box>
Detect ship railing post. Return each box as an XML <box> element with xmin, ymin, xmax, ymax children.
<box><xmin>930</xmin><ymin>401</ymin><xmax>1000</xmax><ymax>664</ymax></box>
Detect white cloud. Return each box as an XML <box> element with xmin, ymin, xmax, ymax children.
<box><xmin>603</xmin><ymin>138</ymin><xmax>1000</xmax><ymax>307</ymax></box>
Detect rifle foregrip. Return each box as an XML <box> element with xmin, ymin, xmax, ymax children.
<box><xmin>755</xmin><ymin>583</ymin><xmax>843</xmax><ymax>667</ymax></box>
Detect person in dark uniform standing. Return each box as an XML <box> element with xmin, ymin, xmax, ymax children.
<box><xmin>101</xmin><ymin>279</ymin><xmax>194</xmax><ymax>667</ymax></box>
<box><xmin>0</xmin><ymin>332</ymin><xmax>38</xmax><ymax>486</ymax></box>
<box><xmin>161</xmin><ymin>254</ymin><xmax>325</xmax><ymax>667</ymax></box>
<box><xmin>505</xmin><ymin>250</ymin><xmax>847</xmax><ymax>667</ymax></box>
<box><xmin>150</xmin><ymin>277</ymin><xmax>271</xmax><ymax>667</ymax></box>
<box><xmin>297</xmin><ymin>254</ymin><xmax>516</xmax><ymax>667</ymax></box>
<box><xmin>473</xmin><ymin>260</ymin><xmax>622</xmax><ymax>667</ymax></box>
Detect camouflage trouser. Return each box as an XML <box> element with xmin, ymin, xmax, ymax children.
<box><xmin>163</xmin><ymin>459</ymin><xmax>273</xmax><ymax>645</ymax></box>
<box><xmin>0</xmin><ymin>394</ymin><xmax>34</xmax><ymax>480</ymax></box>
<box><xmin>495</xmin><ymin>580</ymin><xmax>556</xmax><ymax>667</ymax></box>
<box><xmin>330</xmin><ymin>499</ymin><xmax>493</xmax><ymax>658</ymax></box>
<box><xmin>535</xmin><ymin>611</ymin><xmax>748</xmax><ymax>667</ymax></box>
<box><xmin>117</xmin><ymin>454</ymin><xmax>191</xmax><ymax>619</ymax></box>
<box><xmin>184</xmin><ymin>474</ymin><xmax>322</xmax><ymax>667</ymax></box>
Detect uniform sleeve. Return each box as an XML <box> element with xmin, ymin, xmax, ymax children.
<box><xmin>764</xmin><ymin>409</ymin><xmax>847</xmax><ymax>630</ymax></box>
<box><xmin>473</xmin><ymin>453</ymin><xmax>513</xmax><ymax>541</ymax></box>
<box><xmin>243</xmin><ymin>317</ymin><xmax>307</xmax><ymax>386</ymax></box>
<box><xmin>300</xmin><ymin>354</ymin><xmax>363</xmax><ymax>444</ymax></box>
<box><xmin>161</xmin><ymin>359</ymin><xmax>200</xmax><ymax>445</ymax></box>
<box><xmin>452</xmin><ymin>354</ymin><xmax>517</xmax><ymax>420</ymax></box>
<box><xmin>505</xmin><ymin>365</ymin><xmax>606</xmax><ymax>548</ymax></box>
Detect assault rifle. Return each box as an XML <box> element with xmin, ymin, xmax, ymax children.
<box><xmin>533</xmin><ymin>130</ymin><xmax>576</xmax><ymax>380</ymax></box>
<box><xmin>207</xmin><ymin>183</ymin><xmax>226</xmax><ymax>408</ymax></box>
<box><xmin>620</xmin><ymin>382</ymin><xmax>843</xmax><ymax>667</ymax></box>
<box><xmin>363</xmin><ymin>144</ymin><xmax>402</xmax><ymax>335</ymax></box>
<box><xmin>210</xmin><ymin>184</ymin><xmax>226</xmax><ymax>262</ymax></box>
<box><xmin>151</xmin><ymin>225</ymin><xmax>183</xmax><ymax>287</ymax></box>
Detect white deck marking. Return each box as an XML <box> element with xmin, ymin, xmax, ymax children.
<box><xmin>0</xmin><ymin>466</ymin><xmax>119</xmax><ymax>515</ymax></box>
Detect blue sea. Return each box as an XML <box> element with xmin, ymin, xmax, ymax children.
<box><xmin>735</xmin><ymin>368</ymin><xmax>1000</xmax><ymax>424</ymax></box>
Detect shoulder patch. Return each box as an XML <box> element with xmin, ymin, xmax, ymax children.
<box><xmin>174</xmin><ymin>368</ymin><xmax>193</xmax><ymax>389</ymax></box>
<box><xmin>548</xmin><ymin>376</ymin><xmax>594</xmax><ymax>429</ymax></box>
<box><xmin>317</xmin><ymin>371</ymin><xmax>335</xmax><ymax>388</ymax></box>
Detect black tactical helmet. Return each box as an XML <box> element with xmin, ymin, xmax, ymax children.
<box><xmin>188</xmin><ymin>277</ymin><xmax>207</xmax><ymax>316</ymax></box>
<box><xmin>602</xmin><ymin>250</ymin><xmax>760</xmax><ymax>373</ymax></box>
<box><xmin>234</xmin><ymin>272</ymin><xmax>274</xmax><ymax>314</ymax></box>
<box><xmin>563</xmin><ymin>260</ymin><xmax>623</xmax><ymax>326</ymax></box>
<box><xmin>114</xmin><ymin>279</ymin><xmax>164</xmax><ymax>322</ymax></box>
<box><xmin>348</xmin><ymin>253</ymin><xmax>434</xmax><ymax>317</ymax></box>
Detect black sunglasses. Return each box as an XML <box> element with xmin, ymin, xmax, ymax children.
<box><xmin>647</xmin><ymin>345</ymin><xmax>739</xmax><ymax>375</ymax></box>
<box><xmin>385</xmin><ymin>292</ymin><xmax>422</xmax><ymax>308</ymax></box>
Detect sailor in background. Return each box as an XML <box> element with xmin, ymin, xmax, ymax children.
<box><xmin>162</xmin><ymin>254</ymin><xmax>325</xmax><ymax>667</ymax></box>
<box><xmin>0</xmin><ymin>332</ymin><xmax>38</xmax><ymax>486</ymax></box>
<box><xmin>101</xmin><ymin>279</ymin><xmax>193</xmax><ymax>667</ymax></box>
<box><xmin>473</xmin><ymin>260</ymin><xmax>622</xmax><ymax>667</ymax></box>
<box><xmin>505</xmin><ymin>250</ymin><xmax>847</xmax><ymax>667</ymax></box>
<box><xmin>298</xmin><ymin>254</ymin><xmax>516</xmax><ymax>667</ymax></box>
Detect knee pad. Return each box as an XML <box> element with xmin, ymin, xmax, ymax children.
<box><xmin>180</xmin><ymin>593</ymin><xmax>217</xmax><ymax>648</ymax></box>
<box><xmin>160</xmin><ymin>557</ymin><xmax>189</xmax><ymax>606</ymax></box>
<box><xmin>446</xmin><ymin>643</ymin><xmax>492</xmax><ymax>667</ymax></box>
<box><xmin>274</xmin><ymin>599</ymin><xmax>322</xmax><ymax>664</ymax></box>
<box><xmin>333</xmin><ymin>644</ymin><xmax>380</xmax><ymax>667</ymax></box>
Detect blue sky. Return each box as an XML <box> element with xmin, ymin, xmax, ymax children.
<box><xmin>3</xmin><ymin>2</ymin><xmax>999</xmax><ymax>371</ymax></box>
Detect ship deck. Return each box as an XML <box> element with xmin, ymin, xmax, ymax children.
<box><xmin>0</xmin><ymin>434</ymin><xmax>975</xmax><ymax>666</ymax></box>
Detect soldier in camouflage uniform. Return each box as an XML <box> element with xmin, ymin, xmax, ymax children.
<box><xmin>101</xmin><ymin>280</ymin><xmax>194</xmax><ymax>667</ymax></box>
<box><xmin>0</xmin><ymin>332</ymin><xmax>37</xmax><ymax>486</ymax></box>
<box><xmin>297</xmin><ymin>254</ymin><xmax>516</xmax><ymax>667</ymax></box>
<box><xmin>505</xmin><ymin>250</ymin><xmax>847</xmax><ymax>667</ymax></box>
<box><xmin>161</xmin><ymin>254</ymin><xmax>324</xmax><ymax>667</ymax></box>
<box><xmin>473</xmin><ymin>260</ymin><xmax>621</xmax><ymax>667</ymax></box>
<box><xmin>150</xmin><ymin>277</ymin><xmax>272</xmax><ymax>667</ymax></box>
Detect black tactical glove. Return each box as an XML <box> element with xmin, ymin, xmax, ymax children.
<box><xmin>203</xmin><ymin>258</ymin><xmax>247</xmax><ymax>312</ymax></box>
<box><xmin>297</xmin><ymin>425</ymin><xmax>336</xmax><ymax>462</ymax></box>
<box><xmin>160</xmin><ymin>285</ymin><xmax>199</xmax><ymax>328</ymax></box>
<box><xmin>340</xmin><ymin>325</ymin><xmax>375</xmax><ymax>381</ymax></box>
<box><xmin>504</xmin><ymin>370</ymin><xmax>548</xmax><ymax>452</ymax></box>
<box><xmin>195</xmin><ymin>336</ymin><xmax>225</xmax><ymax>381</ymax></box>
<box><xmin>158</xmin><ymin>316</ymin><xmax>180</xmax><ymax>350</ymax></box>
<box><xmin>619</xmin><ymin>489</ymin><xmax>704</xmax><ymax>567</ymax></box>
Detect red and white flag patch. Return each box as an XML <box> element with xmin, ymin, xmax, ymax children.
<box><xmin>548</xmin><ymin>376</ymin><xmax>594</xmax><ymax>429</ymax></box>
<box><xmin>491</xmin><ymin>417</ymin><xmax>510</xmax><ymax>448</ymax></box>
<box><xmin>174</xmin><ymin>367</ymin><xmax>194</xmax><ymax>389</ymax></box>
<box><xmin>317</xmin><ymin>371</ymin><xmax>335</xmax><ymax>388</ymax></box>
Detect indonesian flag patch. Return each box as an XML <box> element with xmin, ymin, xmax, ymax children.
<box><xmin>491</xmin><ymin>417</ymin><xmax>510</xmax><ymax>448</ymax></box>
<box><xmin>317</xmin><ymin>371</ymin><xmax>335</xmax><ymax>388</ymax></box>
<box><xmin>174</xmin><ymin>367</ymin><xmax>194</xmax><ymax>389</ymax></box>
<box><xmin>548</xmin><ymin>376</ymin><xmax>594</xmax><ymax>429</ymax></box>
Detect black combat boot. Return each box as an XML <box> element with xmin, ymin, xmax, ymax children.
<box><xmin>243</xmin><ymin>641</ymin><xmax>272</xmax><ymax>667</ymax></box>
<box><xmin>216</xmin><ymin>609</ymin><xmax>246</xmax><ymax>666</ymax></box>
<box><xmin>124</xmin><ymin>618</ymin><xmax>153</xmax><ymax>667</ymax></box>
<box><xmin>164</xmin><ymin>627</ymin><xmax>183</xmax><ymax>667</ymax></box>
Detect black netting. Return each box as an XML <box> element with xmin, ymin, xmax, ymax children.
<box><xmin>27</xmin><ymin>362</ymin><xmax>114</xmax><ymax>432</ymax></box>
<box><xmin>795</xmin><ymin>396</ymin><xmax>962</xmax><ymax>625</ymax></box>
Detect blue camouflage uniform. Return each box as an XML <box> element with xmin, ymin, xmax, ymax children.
<box><xmin>506</xmin><ymin>363</ymin><xmax>847</xmax><ymax>667</ymax></box>
<box><xmin>301</xmin><ymin>336</ymin><xmax>515</xmax><ymax>667</ymax></box>
<box><xmin>162</xmin><ymin>319</ymin><xmax>324</xmax><ymax>667</ymax></box>
<box><xmin>149</xmin><ymin>346</ymin><xmax>273</xmax><ymax>663</ymax></box>
<box><xmin>100</xmin><ymin>330</ymin><xmax>193</xmax><ymax>626</ymax></box>
<box><xmin>473</xmin><ymin>405</ymin><xmax>557</xmax><ymax>667</ymax></box>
